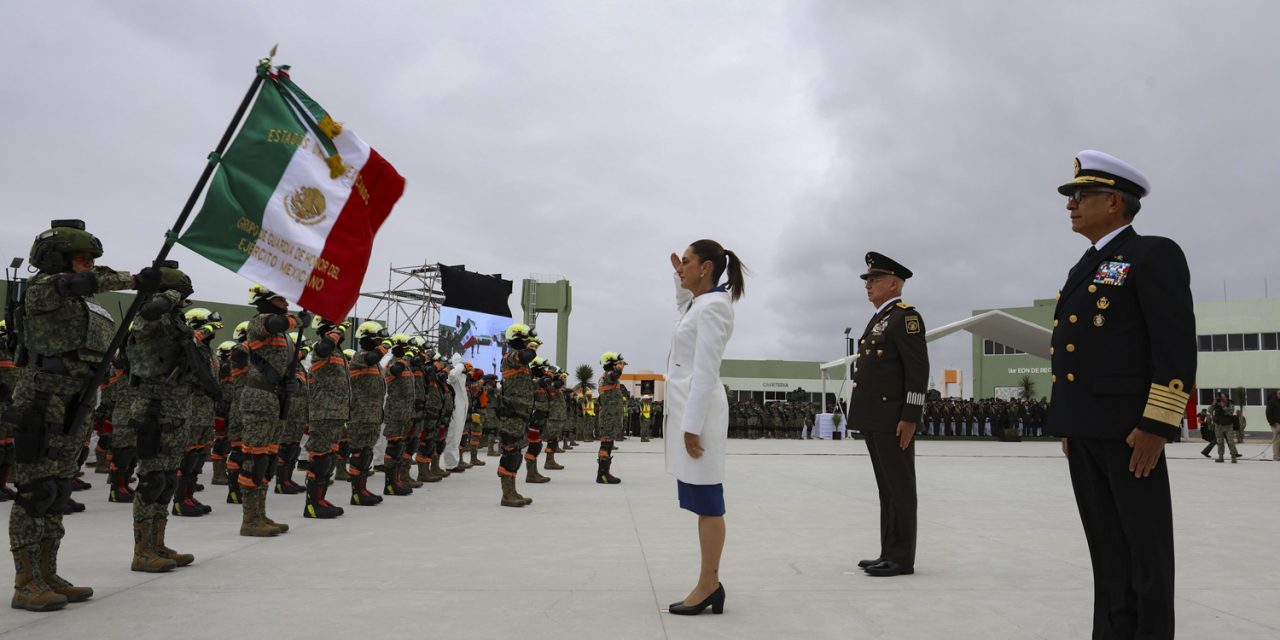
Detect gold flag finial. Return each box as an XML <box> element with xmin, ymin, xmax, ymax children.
<box><xmin>269</xmin><ymin>44</ymin><xmax>278</xmax><ymax>58</ymax></box>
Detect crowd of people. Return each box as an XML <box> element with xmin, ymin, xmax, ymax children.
<box><xmin>720</xmin><ymin>396</ymin><xmax>1053</xmax><ymax>439</ymax></box>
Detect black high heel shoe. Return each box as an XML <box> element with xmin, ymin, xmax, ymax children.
<box><xmin>667</xmin><ymin>583</ymin><xmax>725</xmax><ymax>615</ymax></box>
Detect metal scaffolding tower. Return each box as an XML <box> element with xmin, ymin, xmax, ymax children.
<box><xmin>356</xmin><ymin>262</ymin><xmax>446</xmax><ymax>346</ymax></box>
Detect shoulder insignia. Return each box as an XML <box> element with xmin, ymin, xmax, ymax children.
<box><xmin>905</xmin><ymin>316</ymin><xmax>921</xmax><ymax>334</ymax></box>
<box><xmin>895</xmin><ymin>302</ymin><xmax>913</xmax><ymax>310</ymax></box>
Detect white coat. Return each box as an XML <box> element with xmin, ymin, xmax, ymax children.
<box><xmin>441</xmin><ymin>354</ymin><xmax>468</xmax><ymax>469</ymax></box>
<box><xmin>664</xmin><ymin>274</ymin><xmax>734</xmax><ymax>485</ymax></box>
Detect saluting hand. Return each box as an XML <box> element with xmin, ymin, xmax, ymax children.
<box><xmin>895</xmin><ymin>421</ymin><xmax>915</xmax><ymax>449</ymax></box>
<box><xmin>670</xmin><ymin>252</ymin><xmax>681</xmax><ymax>272</ymax></box>
<box><xmin>1125</xmin><ymin>428</ymin><xmax>1166</xmax><ymax>478</ymax></box>
<box><xmin>684</xmin><ymin>432</ymin><xmax>704</xmax><ymax>459</ymax></box>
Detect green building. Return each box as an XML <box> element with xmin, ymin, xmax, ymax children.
<box><xmin>971</xmin><ymin>298</ymin><xmax>1055</xmax><ymax>402</ymax></box>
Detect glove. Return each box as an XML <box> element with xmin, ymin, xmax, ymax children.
<box><xmin>284</xmin><ymin>377</ymin><xmax>302</xmax><ymax>395</ymax></box>
<box><xmin>297</xmin><ymin>310</ymin><xmax>314</xmax><ymax>328</ymax></box>
<box><xmin>338</xmin><ymin>321</ymin><xmax>353</xmax><ymax>333</ymax></box>
<box><xmin>134</xmin><ymin>266</ymin><xmax>162</xmax><ymax>293</ymax></box>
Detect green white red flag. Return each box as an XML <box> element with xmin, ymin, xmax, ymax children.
<box><xmin>178</xmin><ymin>64</ymin><xmax>405</xmax><ymax>320</ymax></box>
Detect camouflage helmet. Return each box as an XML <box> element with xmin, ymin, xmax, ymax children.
<box><xmin>355</xmin><ymin>321</ymin><xmax>387</xmax><ymax>340</ymax></box>
<box><xmin>216</xmin><ymin>340</ymin><xmax>237</xmax><ymax>357</ymax></box>
<box><xmin>157</xmin><ymin>260</ymin><xmax>193</xmax><ymax>296</ymax></box>
<box><xmin>232</xmin><ymin>321</ymin><xmax>250</xmax><ymax>342</ymax></box>
<box><xmin>184</xmin><ymin>307</ymin><xmax>223</xmax><ymax>330</ymax></box>
<box><xmin>503</xmin><ymin>323</ymin><xmax>535</xmax><ymax>343</ymax></box>
<box><xmin>29</xmin><ymin>219</ymin><xmax>104</xmax><ymax>273</ymax></box>
<box><xmin>248</xmin><ymin>284</ymin><xmax>284</xmax><ymax>306</ymax></box>
<box><xmin>599</xmin><ymin>352</ymin><xmax>626</xmax><ymax>367</ymax></box>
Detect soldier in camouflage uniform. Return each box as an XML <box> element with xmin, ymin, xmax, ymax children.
<box><xmin>495</xmin><ymin>323</ymin><xmax>537</xmax><ymax>507</ymax></box>
<box><xmin>400</xmin><ymin>337</ymin><xmax>427</xmax><ymax>488</ymax></box>
<box><xmin>273</xmin><ymin>331</ymin><xmax>309</xmax><ymax>496</ymax></box>
<box><xmin>171</xmin><ymin>308</ymin><xmax>222</xmax><ymax>517</ymax></box>
<box><xmin>303</xmin><ymin>317</ymin><xmax>351</xmax><ymax>518</ymax></box>
<box><xmin>464</xmin><ymin>366</ymin><xmax>488</xmax><ymax>467</ymax></box>
<box><xmin>382</xmin><ymin>334</ymin><xmax>416</xmax><ymax>496</ymax></box>
<box><xmin>595</xmin><ymin>352</ymin><xmax>626</xmax><ymax>484</ymax></box>
<box><xmin>522</xmin><ymin>358</ymin><xmax>553</xmax><ymax>484</ymax></box>
<box><xmin>541</xmin><ymin>366</ymin><xmax>568</xmax><ymax>470</ymax></box>
<box><xmin>222</xmin><ymin>322</ymin><xmax>251</xmax><ymax>504</ymax></box>
<box><xmin>234</xmin><ymin>285</ymin><xmax>303</xmax><ymax>537</ymax></box>
<box><xmin>346</xmin><ymin>322</ymin><xmax>389</xmax><ymax>506</ymax></box>
<box><xmin>89</xmin><ymin>359</ymin><xmax>117</xmax><ymax>475</ymax></box>
<box><xmin>0</xmin><ymin>321</ymin><xmax>19</xmax><ymax>501</ymax></box>
<box><xmin>209</xmin><ymin>341</ymin><xmax>236</xmax><ymax>487</ymax></box>
<box><xmin>7</xmin><ymin>219</ymin><xmax>151</xmax><ymax>610</ymax></box>
<box><xmin>413</xmin><ymin>348</ymin><xmax>443</xmax><ymax>483</ymax></box>
<box><xmin>482</xmin><ymin>373</ymin><xmax>500</xmax><ymax>457</ymax></box>
<box><xmin>122</xmin><ymin>263</ymin><xmax>203</xmax><ymax>571</ymax></box>
<box><xmin>106</xmin><ymin>354</ymin><xmax>139</xmax><ymax>503</ymax></box>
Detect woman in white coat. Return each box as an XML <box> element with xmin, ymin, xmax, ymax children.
<box><xmin>664</xmin><ymin>239</ymin><xmax>746</xmax><ymax>616</ymax></box>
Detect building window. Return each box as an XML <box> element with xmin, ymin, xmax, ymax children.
<box><xmin>1199</xmin><ymin>388</ymin><xmax>1214</xmax><ymax>406</ymax></box>
<box><xmin>984</xmin><ymin>339</ymin><xmax>995</xmax><ymax>355</ymax></box>
<box><xmin>1247</xmin><ymin>388</ymin><xmax>1263</xmax><ymax>406</ymax></box>
<box><xmin>1198</xmin><ymin>335</ymin><xmax>1213</xmax><ymax>352</ymax></box>
<box><xmin>1244</xmin><ymin>333</ymin><xmax>1260</xmax><ymax>351</ymax></box>
<box><xmin>1227</xmin><ymin>334</ymin><xmax>1244</xmax><ymax>351</ymax></box>
<box><xmin>982</xmin><ymin>340</ymin><xmax>1025</xmax><ymax>356</ymax></box>
<box><xmin>1211</xmin><ymin>334</ymin><xmax>1227</xmax><ymax>351</ymax></box>
<box><xmin>1264</xmin><ymin>333</ymin><xmax>1279</xmax><ymax>350</ymax></box>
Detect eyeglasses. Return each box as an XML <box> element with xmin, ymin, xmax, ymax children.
<box><xmin>1066</xmin><ymin>189</ymin><xmax>1116</xmax><ymax>204</ymax></box>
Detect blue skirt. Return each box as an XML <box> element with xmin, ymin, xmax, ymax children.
<box><xmin>677</xmin><ymin>480</ymin><xmax>725</xmax><ymax>517</ymax></box>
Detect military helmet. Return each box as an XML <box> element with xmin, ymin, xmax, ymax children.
<box><xmin>528</xmin><ymin>336</ymin><xmax>544</xmax><ymax>348</ymax></box>
<box><xmin>530</xmin><ymin>356</ymin><xmax>547</xmax><ymax>370</ymax></box>
<box><xmin>410</xmin><ymin>336</ymin><xmax>427</xmax><ymax>349</ymax></box>
<box><xmin>389</xmin><ymin>333</ymin><xmax>412</xmax><ymax>346</ymax></box>
<box><xmin>355</xmin><ymin>321</ymin><xmax>387</xmax><ymax>340</ymax></box>
<box><xmin>503</xmin><ymin>323</ymin><xmax>535</xmax><ymax>343</ymax></box>
<box><xmin>599</xmin><ymin>352</ymin><xmax>626</xmax><ymax>367</ymax></box>
<box><xmin>0</xmin><ymin>319</ymin><xmax>6</xmax><ymax>334</ymax></box>
<box><xmin>233</xmin><ymin>321</ymin><xmax>250</xmax><ymax>342</ymax></box>
<box><xmin>216</xmin><ymin>340</ymin><xmax>236</xmax><ymax>356</ymax></box>
<box><xmin>29</xmin><ymin>219</ymin><xmax>103</xmax><ymax>273</ymax></box>
<box><xmin>311</xmin><ymin>314</ymin><xmax>333</xmax><ymax>331</ymax></box>
<box><xmin>342</xmin><ymin>348</ymin><xmax>356</xmax><ymax>359</ymax></box>
<box><xmin>183</xmin><ymin>307</ymin><xmax>223</xmax><ymax>329</ymax></box>
<box><xmin>248</xmin><ymin>284</ymin><xmax>284</xmax><ymax>306</ymax></box>
<box><xmin>157</xmin><ymin>261</ymin><xmax>193</xmax><ymax>296</ymax></box>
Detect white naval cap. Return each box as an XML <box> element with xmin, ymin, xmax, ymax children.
<box><xmin>1057</xmin><ymin>150</ymin><xmax>1150</xmax><ymax>198</ymax></box>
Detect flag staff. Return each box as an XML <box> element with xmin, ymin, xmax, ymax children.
<box><xmin>63</xmin><ymin>47</ymin><xmax>277</xmax><ymax>433</ymax></box>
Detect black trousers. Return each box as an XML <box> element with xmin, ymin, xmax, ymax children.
<box><xmin>864</xmin><ymin>431</ymin><xmax>916</xmax><ymax>567</ymax></box>
<box><xmin>1067</xmin><ymin>437</ymin><xmax>1174</xmax><ymax>640</ymax></box>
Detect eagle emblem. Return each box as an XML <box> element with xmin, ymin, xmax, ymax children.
<box><xmin>284</xmin><ymin>186</ymin><xmax>327</xmax><ymax>226</ymax></box>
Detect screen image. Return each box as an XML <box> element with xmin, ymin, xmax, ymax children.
<box><xmin>438</xmin><ymin>305</ymin><xmax>509</xmax><ymax>377</ymax></box>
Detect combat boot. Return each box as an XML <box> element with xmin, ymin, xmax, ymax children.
<box><xmin>350</xmin><ymin>472</ymin><xmax>383</xmax><ymax>506</ymax></box>
<box><xmin>383</xmin><ymin>463</ymin><xmax>413</xmax><ymax>496</ymax></box>
<box><xmin>486</xmin><ymin>440</ymin><xmax>499</xmax><ymax>457</ymax></box>
<box><xmin>417</xmin><ymin>461</ymin><xmax>442</xmax><ymax>483</ymax></box>
<box><xmin>108</xmin><ymin>466</ymin><xmax>134</xmax><ymax>503</ymax></box>
<box><xmin>93</xmin><ymin>454</ymin><xmax>111</xmax><ymax>474</ymax></box>
<box><xmin>239</xmin><ymin>491</ymin><xmax>279</xmax><ymax>537</ymax></box>
<box><xmin>543</xmin><ymin>450</ymin><xmax>564</xmax><ymax>471</ymax></box>
<box><xmin>335</xmin><ymin>460</ymin><xmax>351</xmax><ymax>481</ymax></box>
<box><xmin>152</xmin><ymin>519</ymin><xmax>194</xmax><ymax>567</ymax></box>
<box><xmin>211</xmin><ymin>459</ymin><xmax>228</xmax><ymax>485</ymax></box>
<box><xmin>172</xmin><ymin>475</ymin><xmax>210</xmax><ymax>517</ymax></box>
<box><xmin>596</xmin><ymin>457</ymin><xmax>622</xmax><ymax>484</ymax></box>
<box><xmin>131</xmin><ymin>521</ymin><xmax>177</xmax><ymax>573</ymax></box>
<box><xmin>256</xmin><ymin>489</ymin><xmax>289</xmax><ymax>534</ymax></box>
<box><xmin>640</xmin><ymin>435</ymin><xmax>650</xmax><ymax>443</ymax></box>
<box><xmin>274</xmin><ymin>456</ymin><xmax>304</xmax><ymax>494</ymax></box>
<box><xmin>304</xmin><ymin>478</ymin><xmax>344</xmax><ymax>519</ymax></box>
<box><xmin>452</xmin><ymin>454</ymin><xmax>472</xmax><ymax>472</ymax></box>
<box><xmin>11</xmin><ymin>545</ymin><xmax>68</xmax><ymax>612</ymax></box>
<box><xmin>430</xmin><ymin>456</ymin><xmax>452</xmax><ymax>478</ymax></box>
<box><xmin>468</xmin><ymin>447</ymin><xmax>487</xmax><ymax>466</ymax></box>
<box><xmin>499</xmin><ymin>475</ymin><xmax>525</xmax><ymax>507</ymax></box>
<box><xmin>36</xmin><ymin>540</ymin><xmax>92</xmax><ymax>603</ymax></box>
<box><xmin>402</xmin><ymin>464</ymin><xmax>424</xmax><ymax>488</ymax></box>
<box><xmin>525</xmin><ymin>457</ymin><xmax>550</xmax><ymax>484</ymax></box>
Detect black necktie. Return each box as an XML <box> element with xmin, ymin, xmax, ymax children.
<box><xmin>1071</xmin><ymin>246</ymin><xmax>1098</xmax><ymax>278</ymax></box>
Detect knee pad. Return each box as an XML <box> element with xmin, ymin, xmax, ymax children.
<box><xmin>383</xmin><ymin>439</ymin><xmax>402</xmax><ymax>461</ymax></box>
<box><xmin>183</xmin><ymin>449</ymin><xmax>205</xmax><ymax>476</ymax></box>
<box><xmin>113</xmin><ymin>447</ymin><xmax>138</xmax><ymax>471</ymax></box>
<box><xmin>137</xmin><ymin>471</ymin><xmax>168</xmax><ymax>504</ymax></box>
<box><xmin>212</xmin><ymin>437</ymin><xmax>230</xmax><ymax>457</ymax></box>
<box><xmin>499</xmin><ymin>431</ymin><xmax>521</xmax><ymax>448</ymax></box>
<box><xmin>404</xmin><ymin>438</ymin><xmax>419</xmax><ymax>457</ymax></box>
<box><xmin>15</xmin><ymin>477</ymin><xmax>59</xmax><ymax>516</ymax></box>
<box><xmin>499</xmin><ymin>450</ymin><xmax>522</xmax><ymax>473</ymax></box>
<box><xmin>157</xmin><ymin>472</ymin><xmax>179</xmax><ymax>505</ymax></box>
<box><xmin>252</xmin><ymin>453</ymin><xmax>273</xmax><ymax>487</ymax></box>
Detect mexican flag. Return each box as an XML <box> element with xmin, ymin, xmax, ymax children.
<box><xmin>178</xmin><ymin>65</ymin><xmax>405</xmax><ymax>321</ymax></box>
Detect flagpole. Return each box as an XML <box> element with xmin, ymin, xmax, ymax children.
<box><xmin>63</xmin><ymin>56</ymin><xmax>273</xmax><ymax>433</ymax></box>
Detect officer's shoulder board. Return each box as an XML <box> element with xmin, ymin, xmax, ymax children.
<box><xmin>895</xmin><ymin>301</ymin><xmax>914</xmax><ymax>310</ymax></box>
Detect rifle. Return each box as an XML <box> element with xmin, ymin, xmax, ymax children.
<box><xmin>4</xmin><ymin>258</ymin><xmax>24</xmax><ymax>355</ymax></box>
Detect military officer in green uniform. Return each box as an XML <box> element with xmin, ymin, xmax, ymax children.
<box><xmin>7</xmin><ymin>220</ymin><xmax>155</xmax><ymax>610</ymax></box>
<box><xmin>850</xmin><ymin>252</ymin><xmax>928</xmax><ymax>578</ymax></box>
<box><xmin>1048</xmin><ymin>150</ymin><xmax>1194</xmax><ymax>640</ymax></box>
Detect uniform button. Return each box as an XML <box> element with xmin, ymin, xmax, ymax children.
<box><xmin>1067</xmin><ymin>373</ymin><xmax>1075</xmax><ymax>382</ymax></box>
<box><xmin>1051</xmin><ymin>375</ymin><xmax>1057</xmax><ymax>383</ymax></box>
<box><xmin>1088</xmin><ymin>285</ymin><xmax>1097</xmax><ymax>293</ymax></box>
<box><xmin>881</xmin><ymin>396</ymin><xmax>887</xmax><ymax>401</ymax></box>
<box><xmin>852</xmin><ymin>383</ymin><xmax>858</xmax><ymax>389</ymax></box>
<box><xmin>1053</xmin><ymin>319</ymin><xmax>1059</xmax><ymax>327</ymax></box>
<box><xmin>1069</xmin><ymin>315</ymin><xmax>1078</xmax><ymax>324</ymax></box>
<box><xmin>1066</xmin><ymin>344</ymin><xmax>1075</xmax><ymax>352</ymax></box>
<box><xmin>1049</xmin><ymin>347</ymin><xmax>1055</xmax><ymax>355</ymax></box>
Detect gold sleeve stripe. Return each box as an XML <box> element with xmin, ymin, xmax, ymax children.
<box><xmin>1149</xmin><ymin>382</ymin><xmax>1190</xmax><ymax>403</ymax></box>
<box><xmin>1146</xmin><ymin>399</ymin><xmax>1188</xmax><ymax>414</ymax></box>
<box><xmin>1148</xmin><ymin>387</ymin><xmax>1189</xmax><ymax>402</ymax></box>
<box><xmin>1142</xmin><ymin>404</ymin><xmax>1185</xmax><ymax>427</ymax></box>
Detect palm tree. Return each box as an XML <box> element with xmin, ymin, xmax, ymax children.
<box><xmin>1019</xmin><ymin>374</ymin><xmax>1036</xmax><ymax>400</ymax></box>
<box><xmin>574</xmin><ymin>364</ymin><xmax>596</xmax><ymax>395</ymax></box>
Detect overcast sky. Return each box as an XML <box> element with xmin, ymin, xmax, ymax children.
<box><xmin>3</xmin><ymin>1</ymin><xmax>1277</xmax><ymax>392</ymax></box>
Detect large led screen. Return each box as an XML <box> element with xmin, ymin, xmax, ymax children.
<box><xmin>438</xmin><ymin>305</ymin><xmax>510</xmax><ymax>376</ymax></box>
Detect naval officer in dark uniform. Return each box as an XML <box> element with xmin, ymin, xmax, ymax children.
<box><xmin>1048</xmin><ymin>150</ymin><xmax>1195</xmax><ymax>640</ymax></box>
<box><xmin>849</xmin><ymin>252</ymin><xmax>929</xmax><ymax>577</ymax></box>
